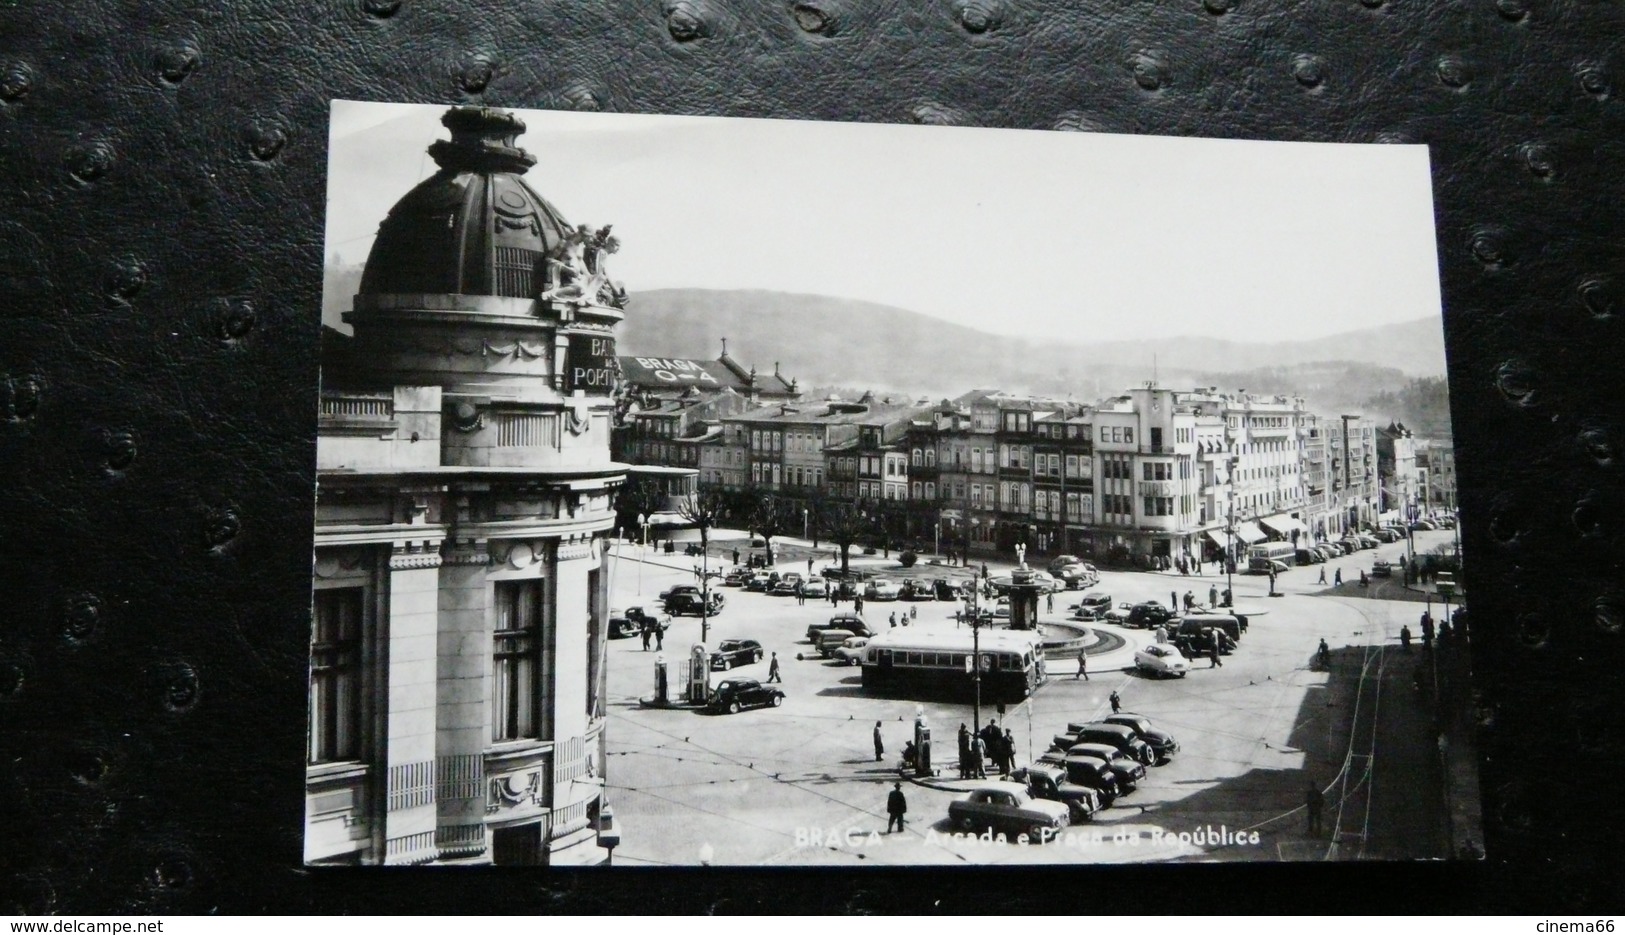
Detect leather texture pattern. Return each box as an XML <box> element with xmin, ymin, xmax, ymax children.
<box><xmin>2</xmin><ymin>0</ymin><xmax>1622</xmax><ymax>914</ymax></box>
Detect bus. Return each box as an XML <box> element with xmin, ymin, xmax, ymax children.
<box><xmin>861</xmin><ymin>628</ymin><xmax>1047</xmax><ymax>702</ymax></box>
<box><xmin>1247</xmin><ymin>542</ymin><xmax>1297</xmax><ymax>570</ymax></box>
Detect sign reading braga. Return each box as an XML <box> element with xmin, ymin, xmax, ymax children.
<box><xmin>568</xmin><ymin>334</ymin><xmax>617</xmax><ymax>394</ymax></box>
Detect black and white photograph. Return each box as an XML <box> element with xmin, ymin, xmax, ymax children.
<box><xmin>308</xmin><ymin>99</ymin><xmax>1477</xmax><ymax>868</ymax></box>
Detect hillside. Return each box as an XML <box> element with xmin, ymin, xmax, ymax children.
<box><xmin>317</xmin><ymin>277</ymin><xmax>1449</xmax><ymax>426</ymax></box>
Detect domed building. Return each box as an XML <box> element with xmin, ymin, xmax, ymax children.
<box><xmin>306</xmin><ymin>107</ymin><xmax>625</xmax><ymax>866</ymax></box>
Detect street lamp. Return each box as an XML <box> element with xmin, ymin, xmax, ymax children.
<box><xmin>637</xmin><ymin>513</ymin><xmax>649</xmax><ymax>595</ymax></box>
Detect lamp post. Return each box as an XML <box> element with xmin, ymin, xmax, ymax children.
<box><xmin>637</xmin><ymin>513</ymin><xmax>648</xmax><ymax>595</ymax></box>
<box><xmin>968</xmin><ymin>584</ymin><xmax>983</xmax><ymax>736</ymax></box>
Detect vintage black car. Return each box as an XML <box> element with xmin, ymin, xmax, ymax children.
<box><xmin>1126</xmin><ymin>601</ymin><xmax>1176</xmax><ymax>629</ymax></box>
<box><xmin>932</xmin><ymin>578</ymin><xmax>962</xmax><ymax>601</ymax></box>
<box><xmin>1101</xmin><ymin>713</ymin><xmax>1180</xmax><ymax>764</ymax></box>
<box><xmin>707</xmin><ymin>678</ymin><xmax>785</xmax><ymax>714</ymax></box>
<box><xmin>1036</xmin><ymin>751</ymin><xmax>1120</xmax><ymax>805</ymax></box>
<box><xmin>1010</xmin><ymin>764</ymin><xmax>1101</xmax><ymax>822</ymax></box>
<box><xmin>665</xmin><ymin>591</ymin><xmax>724</xmax><ymax>617</ymax></box>
<box><xmin>608</xmin><ymin>607</ymin><xmax>667</xmax><ymax>640</ymax></box>
<box><xmin>1062</xmin><ymin>723</ymin><xmax>1157</xmax><ymax>766</ymax></box>
<box><xmin>709</xmin><ymin>639</ymin><xmax>764</xmax><ymax>670</ymax></box>
<box><xmin>1063</xmin><ymin>744</ymin><xmax>1147</xmax><ymax>791</ymax></box>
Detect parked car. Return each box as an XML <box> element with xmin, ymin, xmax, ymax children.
<box><xmin>807</xmin><ymin>614</ymin><xmax>874</xmax><ymax>642</ymax></box>
<box><xmin>1171</xmin><ymin>618</ymin><xmax>1238</xmax><ymax>656</ymax></box>
<box><xmin>1100</xmin><ymin>713</ymin><xmax>1179</xmax><ymax>764</ymax></box>
<box><xmin>1010</xmin><ymin>764</ymin><xmax>1101</xmax><ymax>822</ymax></box>
<box><xmin>1410</xmin><ymin>519</ymin><xmax>1438</xmax><ymax>531</ymax></box>
<box><xmin>1065</xmin><ymin>723</ymin><xmax>1157</xmax><ymax>766</ymax></box>
<box><xmin>1035</xmin><ymin>752</ymin><xmax>1121</xmax><ymax>805</ymax></box>
<box><xmin>1063</xmin><ymin>744</ymin><xmax>1146</xmax><ymax>791</ymax></box>
<box><xmin>991</xmin><ymin>597</ymin><xmax>1011</xmax><ymax>619</ymax></box>
<box><xmin>1127</xmin><ymin>601</ymin><xmax>1176</xmax><ymax>629</ymax></box>
<box><xmin>800</xmin><ymin>577</ymin><xmax>829</xmax><ymax>599</ymax></box>
<box><xmin>710</xmin><ymin>639</ymin><xmax>764</xmax><ymax>670</ymax></box>
<box><xmin>1313</xmin><ymin>545</ymin><xmax>1339</xmax><ymax>562</ymax></box>
<box><xmin>814</xmin><ymin>629</ymin><xmax>858</xmax><ymax>657</ymax></box>
<box><xmin>770</xmin><ymin>579</ymin><xmax>798</xmax><ymax>597</ymax></box>
<box><xmin>1071</xmin><ymin>592</ymin><xmax>1113</xmax><ymax>620</ymax></box>
<box><xmin>1047</xmin><ymin>554</ymin><xmax>1085</xmax><ymax>576</ymax></box>
<box><xmin>1249</xmin><ymin>557</ymin><xmax>1291</xmax><ymax>575</ymax></box>
<box><xmin>933</xmin><ymin>578</ymin><xmax>963</xmax><ymax>601</ymax></box>
<box><xmin>707</xmin><ymin>678</ymin><xmax>784</xmax><ymax>714</ymax></box>
<box><xmin>744</xmin><ymin>573</ymin><xmax>773</xmax><ymax>592</ymax></box>
<box><xmin>1295</xmin><ymin>548</ymin><xmax>1325</xmax><ymax>565</ymax></box>
<box><xmin>1102</xmin><ymin>602</ymin><xmax>1139</xmax><ymax>625</ymax></box>
<box><xmin>721</xmin><ymin>569</ymin><xmax>748</xmax><ymax>587</ymax></box>
<box><xmin>947</xmin><ymin>782</ymin><xmax>1070</xmax><ymax>841</ymax></box>
<box><xmin>1026</xmin><ymin>571</ymin><xmax>1066</xmax><ymax>594</ymax></box>
<box><xmin>1133</xmin><ymin>642</ymin><xmax>1190</xmax><ymax>678</ymax></box>
<box><xmin>865</xmin><ymin>578</ymin><xmax>901</xmax><ymax>601</ymax></box>
<box><xmin>608</xmin><ymin>606</ymin><xmax>667</xmax><ymax>640</ymax></box>
<box><xmin>1372</xmin><ymin>528</ymin><xmax>1399</xmax><ymax>543</ymax></box>
<box><xmin>1055</xmin><ymin>563</ymin><xmax>1100</xmax><ymax>590</ymax></box>
<box><xmin>833</xmin><ymin>636</ymin><xmax>870</xmax><ymax>665</ymax></box>
<box><xmin>898</xmin><ymin>580</ymin><xmax>935</xmax><ymax>601</ymax></box>
<box><xmin>1371</xmin><ymin>559</ymin><xmax>1393</xmax><ymax>578</ymax></box>
<box><xmin>665</xmin><ymin>590</ymin><xmax>725</xmax><ymax>617</ymax></box>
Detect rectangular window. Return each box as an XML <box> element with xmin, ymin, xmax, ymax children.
<box><xmin>494</xmin><ymin>579</ymin><xmax>546</xmax><ymax>743</ymax></box>
<box><xmin>586</xmin><ymin>567</ymin><xmax>602</xmax><ymax>717</ymax></box>
<box><xmin>310</xmin><ymin>587</ymin><xmax>364</xmax><ymax>764</ymax></box>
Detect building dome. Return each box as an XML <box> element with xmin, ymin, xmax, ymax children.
<box><xmin>359</xmin><ymin>106</ymin><xmax>576</xmax><ymax>299</ymax></box>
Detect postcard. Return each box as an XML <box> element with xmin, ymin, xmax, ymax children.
<box><xmin>307</xmin><ymin>100</ymin><xmax>1476</xmax><ymax>866</ymax></box>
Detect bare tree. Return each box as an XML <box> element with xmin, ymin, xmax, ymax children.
<box><xmin>676</xmin><ymin>487</ymin><xmax>731</xmax><ymax>643</ymax></box>
<box><xmin>614</xmin><ymin>474</ymin><xmax>667</xmax><ymax>541</ymax></box>
<box><xmin>745</xmin><ymin>487</ymin><xmax>791</xmax><ymax>566</ymax></box>
<box><xmin>818</xmin><ymin>499</ymin><xmax>869</xmax><ymax>579</ymax></box>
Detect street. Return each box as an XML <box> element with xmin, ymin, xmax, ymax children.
<box><xmin>601</xmin><ymin>531</ymin><xmax>1463</xmax><ymax>865</ymax></box>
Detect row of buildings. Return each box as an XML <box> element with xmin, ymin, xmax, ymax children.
<box><xmin>614</xmin><ymin>365</ymin><xmax>1457</xmax><ymax>566</ymax></box>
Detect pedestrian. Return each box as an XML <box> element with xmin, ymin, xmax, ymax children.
<box><xmin>1109</xmin><ymin>690</ymin><xmax>1121</xmax><ymax>714</ymax></box>
<box><xmin>1171</xmin><ymin>590</ymin><xmax>1179</xmax><ymax>611</ymax></box>
<box><xmin>957</xmin><ymin>723</ymin><xmax>971</xmax><ymax>780</ymax></box>
<box><xmin>1002</xmin><ymin>729</ymin><xmax>1016</xmax><ymax>778</ymax></box>
<box><xmin>873</xmin><ymin>721</ymin><xmax>885</xmax><ymax>762</ymax></box>
<box><xmin>1183</xmin><ymin>590</ymin><xmax>1194</xmax><ymax>611</ymax></box>
<box><xmin>1268</xmin><ymin>570</ymin><xmax>1277</xmax><ymax>593</ymax></box>
<box><xmin>1400</xmin><ymin>624</ymin><xmax>1412</xmax><ymax>651</ymax></box>
<box><xmin>855</xmin><ymin>594</ymin><xmax>864</xmax><ymax>614</ymax></box>
<box><xmin>909</xmin><ymin>605</ymin><xmax>917</xmax><ymax>621</ymax></box>
<box><xmin>1209</xmin><ymin>637</ymin><xmax>1222</xmax><ymax>668</ymax></box>
<box><xmin>767</xmin><ymin>652</ymin><xmax>781</xmax><ymax>683</ymax></box>
<box><xmin>886</xmin><ymin>781</ymin><xmax>909</xmax><ymax>834</ymax></box>
<box><xmin>1317</xmin><ymin>567</ymin><xmax>1327</xmax><ymax>585</ymax></box>
<box><xmin>1076</xmin><ymin>648</ymin><xmax>1089</xmax><ymax>681</ymax></box>
<box><xmin>796</xmin><ymin>583</ymin><xmax>805</xmax><ymax>606</ymax></box>
<box><xmin>1047</xmin><ymin>592</ymin><xmax>1054</xmax><ymax>613</ymax></box>
<box><xmin>640</xmin><ymin>621</ymin><xmax>651</xmax><ymax>652</ymax></box>
<box><xmin>1209</xmin><ymin>584</ymin><xmax>1218</xmax><ymax>608</ymax></box>
<box><xmin>1154</xmin><ymin>625</ymin><xmax>1168</xmax><ymax>644</ymax></box>
<box><xmin>654</xmin><ymin>624</ymin><xmax>664</xmax><ymax>651</ymax></box>
<box><xmin>807</xmin><ymin>557</ymin><xmax>814</xmax><ymax>575</ymax></box>
<box><xmin>970</xmin><ymin>735</ymin><xmax>988</xmax><ymax>779</ymax></box>
<box><xmin>733</xmin><ymin>548</ymin><xmax>740</xmax><ymax>565</ymax></box>
<box><xmin>889</xmin><ymin>611</ymin><xmax>898</xmax><ymax>629</ymax></box>
<box><xmin>1333</xmin><ymin>568</ymin><xmax>1342</xmax><ymax>586</ymax></box>
<box><xmin>1306</xmin><ymin>784</ymin><xmax>1324</xmax><ymax>835</ymax></box>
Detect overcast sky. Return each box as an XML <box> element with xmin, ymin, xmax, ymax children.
<box><xmin>326</xmin><ymin>100</ymin><xmax>1443</xmax><ymax>343</ymax></box>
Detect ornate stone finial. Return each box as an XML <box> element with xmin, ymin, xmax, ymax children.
<box><xmin>428</xmin><ymin>106</ymin><xmax>538</xmax><ymax>174</ymax></box>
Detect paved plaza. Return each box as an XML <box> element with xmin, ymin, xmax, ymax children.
<box><xmin>601</xmin><ymin>531</ymin><xmax>1466</xmax><ymax>866</ymax></box>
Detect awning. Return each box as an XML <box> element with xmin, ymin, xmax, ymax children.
<box><xmin>1260</xmin><ymin>515</ymin><xmax>1305</xmax><ymax>537</ymax></box>
<box><xmin>642</xmin><ymin>511</ymin><xmax>690</xmax><ymax>527</ymax></box>
<box><xmin>1204</xmin><ymin>529</ymin><xmax>1230</xmax><ymax>549</ymax></box>
<box><xmin>1234</xmin><ymin>522</ymin><xmax>1267</xmax><ymax>544</ymax></box>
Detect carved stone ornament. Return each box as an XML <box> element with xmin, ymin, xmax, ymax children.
<box><xmin>565</xmin><ymin>389</ymin><xmax>592</xmax><ymax>436</ymax></box>
<box><xmin>487</xmin><ymin>770</ymin><xmax>543</xmax><ymax>813</ymax></box>
<box><xmin>313</xmin><ymin>548</ymin><xmax>368</xmax><ymax>579</ymax></box>
<box><xmin>451</xmin><ymin>402</ymin><xmax>484</xmax><ymax>433</ymax></box>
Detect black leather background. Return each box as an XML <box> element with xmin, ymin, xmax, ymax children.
<box><xmin>2</xmin><ymin>0</ymin><xmax>1623</xmax><ymax>915</ymax></box>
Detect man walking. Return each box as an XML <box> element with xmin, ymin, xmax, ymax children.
<box><xmin>1170</xmin><ymin>590</ymin><xmax>1178</xmax><ymax>611</ymax></box>
<box><xmin>1046</xmin><ymin>592</ymin><xmax>1054</xmax><ymax>613</ymax></box>
<box><xmin>1109</xmin><ymin>690</ymin><xmax>1121</xmax><ymax>714</ymax></box>
<box><xmin>1209</xmin><ymin>638</ymin><xmax>1222</xmax><ymax>668</ymax></box>
<box><xmin>1076</xmin><ymin>648</ymin><xmax>1089</xmax><ymax>681</ymax></box>
<box><xmin>873</xmin><ymin>721</ymin><xmax>885</xmax><ymax>762</ymax></box>
<box><xmin>1001</xmin><ymin>729</ymin><xmax>1017</xmax><ymax>778</ymax></box>
<box><xmin>654</xmin><ymin>623</ymin><xmax>664</xmax><ymax>651</ymax></box>
<box><xmin>1317</xmin><ymin>566</ymin><xmax>1327</xmax><ymax>585</ymax></box>
<box><xmin>970</xmin><ymin>734</ymin><xmax>988</xmax><ymax>779</ymax></box>
<box><xmin>1208</xmin><ymin>584</ymin><xmax>1218</xmax><ymax>608</ymax></box>
<box><xmin>640</xmin><ymin>621</ymin><xmax>652</xmax><ymax>652</ymax></box>
<box><xmin>1306</xmin><ymin>783</ymin><xmax>1324</xmax><ymax>835</ymax></box>
<box><xmin>807</xmin><ymin>557</ymin><xmax>814</xmax><ymax>576</ymax></box>
<box><xmin>767</xmin><ymin>652</ymin><xmax>782</xmax><ymax>683</ymax></box>
<box><xmin>1333</xmin><ymin>568</ymin><xmax>1342</xmax><ymax>587</ymax></box>
<box><xmin>886</xmin><ymin>782</ymin><xmax>908</xmax><ymax>834</ymax></box>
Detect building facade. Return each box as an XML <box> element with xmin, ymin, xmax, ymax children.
<box><xmin>308</xmin><ymin>107</ymin><xmax>622</xmax><ymax>866</ymax></box>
